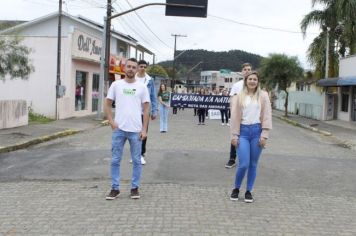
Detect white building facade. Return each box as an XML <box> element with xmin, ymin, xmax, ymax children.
<box><xmin>200</xmin><ymin>70</ymin><xmax>242</xmax><ymax>92</ymax></box>
<box><xmin>0</xmin><ymin>12</ymin><xmax>153</xmax><ymax>119</ymax></box>
<box><xmin>317</xmin><ymin>55</ymin><xmax>356</xmax><ymax>122</ymax></box>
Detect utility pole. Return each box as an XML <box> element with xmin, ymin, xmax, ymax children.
<box><xmin>105</xmin><ymin>0</ymin><xmax>112</xmax><ymax>82</ymax></box>
<box><xmin>171</xmin><ymin>34</ymin><xmax>186</xmax><ymax>90</ymax></box>
<box><xmin>96</xmin><ymin>0</ymin><xmax>111</xmax><ymax>120</ymax></box>
<box><xmin>325</xmin><ymin>27</ymin><xmax>330</xmax><ymax>78</ymax></box>
<box><xmin>55</xmin><ymin>0</ymin><xmax>62</xmax><ymax>120</ymax></box>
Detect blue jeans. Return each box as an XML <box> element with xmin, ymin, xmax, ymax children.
<box><xmin>159</xmin><ymin>104</ymin><xmax>168</xmax><ymax>132</ymax></box>
<box><xmin>234</xmin><ymin>123</ymin><xmax>263</xmax><ymax>191</ymax></box>
<box><xmin>111</xmin><ymin>129</ymin><xmax>142</xmax><ymax>190</ymax></box>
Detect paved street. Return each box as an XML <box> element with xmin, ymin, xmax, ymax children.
<box><xmin>1</xmin><ymin>110</ymin><xmax>356</xmax><ymax>235</ymax></box>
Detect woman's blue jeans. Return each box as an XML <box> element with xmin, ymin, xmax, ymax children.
<box><xmin>234</xmin><ymin>123</ymin><xmax>263</xmax><ymax>191</ymax></box>
<box><xmin>111</xmin><ymin>129</ymin><xmax>142</xmax><ymax>190</ymax></box>
<box><xmin>159</xmin><ymin>104</ymin><xmax>169</xmax><ymax>132</ymax></box>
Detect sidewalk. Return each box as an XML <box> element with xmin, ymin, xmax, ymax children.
<box><xmin>0</xmin><ymin>115</ymin><xmax>106</xmax><ymax>153</ymax></box>
<box><xmin>273</xmin><ymin>109</ymin><xmax>356</xmax><ymax>150</ymax></box>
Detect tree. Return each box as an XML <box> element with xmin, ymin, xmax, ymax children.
<box><xmin>301</xmin><ymin>0</ymin><xmax>356</xmax><ymax>78</ymax></box>
<box><xmin>147</xmin><ymin>64</ymin><xmax>168</xmax><ymax>78</ymax></box>
<box><xmin>259</xmin><ymin>54</ymin><xmax>304</xmax><ymax>117</ymax></box>
<box><xmin>0</xmin><ymin>36</ymin><xmax>34</xmax><ymax>80</ymax></box>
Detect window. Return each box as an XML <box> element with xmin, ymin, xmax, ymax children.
<box><xmin>341</xmin><ymin>87</ymin><xmax>349</xmax><ymax>112</ymax></box>
<box><xmin>75</xmin><ymin>71</ymin><xmax>87</xmax><ymax>111</ymax></box>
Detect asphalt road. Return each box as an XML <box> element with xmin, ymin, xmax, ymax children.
<box><xmin>1</xmin><ymin>110</ymin><xmax>355</xmax><ymax>196</ymax></box>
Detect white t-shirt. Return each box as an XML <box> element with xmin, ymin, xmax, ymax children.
<box><xmin>107</xmin><ymin>79</ymin><xmax>150</xmax><ymax>132</ymax></box>
<box><xmin>241</xmin><ymin>96</ymin><xmax>261</xmax><ymax>125</ymax></box>
<box><xmin>229</xmin><ymin>80</ymin><xmax>244</xmax><ymax>96</ymax></box>
<box><xmin>135</xmin><ymin>73</ymin><xmax>151</xmax><ymax>86</ymax></box>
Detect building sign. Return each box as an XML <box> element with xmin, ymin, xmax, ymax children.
<box><xmin>170</xmin><ymin>93</ymin><xmax>230</xmax><ymax>109</ymax></box>
<box><xmin>72</xmin><ymin>29</ymin><xmax>102</xmax><ymax>63</ymax></box>
<box><xmin>109</xmin><ymin>55</ymin><xmax>126</xmax><ymax>74</ymax></box>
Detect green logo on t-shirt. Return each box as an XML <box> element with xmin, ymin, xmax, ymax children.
<box><xmin>123</xmin><ymin>88</ymin><xmax>136</xmax><ymax>95</ymax></box>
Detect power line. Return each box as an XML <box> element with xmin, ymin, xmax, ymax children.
<box><xmin>123</xmin><ymin>0</ymin><xmax>173</xmax><ymax>50</ymax></box>
<box><xmin>111</xmin><ymin>2</ymin><xmax>167</xmax><ymax>56</ymax></box>
<box><xmin>209</xmin><ymin>14</ymin><xmax>319</xmax><ymax>35</ymax></box>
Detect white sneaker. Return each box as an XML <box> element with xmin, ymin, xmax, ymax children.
<box><xmin>129</xmin><ymin>159</ymin><xmax>132</xmax><ymax>163</ymax></box>
<box><xmin>141</xmin><ymin>156</ymin><xmax>146</xmax><ymax>165</ymax></box>
<box><xmin>227</xmin><ymin>123</ymin><xmax>230</xmax><ymax>126</ymax></box>
<box><xmin>221</xmin><ymin>123</ymin><xmax>225</xmax><ymax>126</ymax></box>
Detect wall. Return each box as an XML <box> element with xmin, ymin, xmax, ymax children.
<box><xmin>275</xmin><ymin>90</ymin><xmax>324</xmax><ymax>120</ymax></box>
<box><xmin>0</xmin><ymin>100</ymin><xmax>28</xmax><ymax>129</ymax></box>
<box><xmin>0</xmin><ymin>36</ymin><xmax>58</xmax><ymax>118</ymax></box>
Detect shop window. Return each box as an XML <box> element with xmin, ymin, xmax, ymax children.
<box><xmin>341</xmin><ymin>87</ymin><xmax>349</xmax><ymax>112</ymax></box>
<box><xmin>75</xmin><ymin>71</ymin><xmax>87</xmax><ymax>111</ymax></box>
<box><xmin>92</xmin><ymin>74</ymin><xmax>99</xmax><ymax>112</ymax></box>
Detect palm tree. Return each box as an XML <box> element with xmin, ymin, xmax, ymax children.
<box><xmin>259</xmin><ymin>54</ymin><xmax>304</xmax><ymax>117</ymax></box>
<box><xmin>301</xmin><ymin>0</ymin><xmax>356</xmax><ymax>78</ymax></box>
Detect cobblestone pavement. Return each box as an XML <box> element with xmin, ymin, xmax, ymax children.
<box><xmin>1</xmin><ymin>181</ymin><xmax>356</xmax><ymax>236</ymax></box>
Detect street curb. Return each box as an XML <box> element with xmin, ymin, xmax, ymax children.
<box><xmin>0</xmin><ymin>129</ymin><xmax>80</xmax><ymax>154</ymax></box>
<box><xmin>274</xmin><ymin>114</ymin><xmax>332</xmax><ymax>136</ymax></box>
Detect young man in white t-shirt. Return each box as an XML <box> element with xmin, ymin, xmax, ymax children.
<box><xmin>225</xmin><ymin>63</ymin><xmax>252</xmax><ymax>168</ymax></box>
<box><xmin>105</xmin><ymin>58</ymin><xmax>150</xmax><ymax>200</ymax></box>
<box><xmin>135</xmin><ymin>60</ymin><xmax>158</xmax><ymax>165</ymax></box>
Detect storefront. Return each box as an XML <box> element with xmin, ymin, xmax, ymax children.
<box><xmin>0</xmin><ymin>12</ymin><xmax>153</xmax><ymax>119</ymax></box>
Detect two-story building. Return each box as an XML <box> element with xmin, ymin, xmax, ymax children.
<box><xmin>0</xmin><ymin>12</ymin><xmax>153</xmax><ymax>119</ymax></box>
<box><xmin>200</xmin><ymin>70</ymin><xmax>242</xmax><ymax>92</ymax></box>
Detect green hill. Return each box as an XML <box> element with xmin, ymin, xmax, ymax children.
<box><xmin>158</xmin><ymin>49</ymin><xmax>263</xmax><ymax>77</ymax></box>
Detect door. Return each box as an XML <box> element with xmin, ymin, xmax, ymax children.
<box><xmin>326</xmin><ymin>94</ymin><xmax>335</xmax><ymax>120</ymax></box>
<box><xmin>92</xmin><ymin>74</ymin><xmax>99</xmax><ymax>112</ymax></box>
<box><xmin>352</xmin><ymin>87</ymin><xmax>356</xmax><ymax>121</ymax></box>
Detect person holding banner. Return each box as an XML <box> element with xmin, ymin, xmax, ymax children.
<box><xmin>157</xmin><ymin>83</ymin><xmax>170</xmax><ymax>133</ymax></box>
<box><xmin>229</xmin><ymin>71</ymin><xmax>272</xmax><ymax>203</ymax></box>
<box><xmin>225</xmin><ymin>63</ymin><xmax>252</xmax><ymax>168</ymax></box>
<box><xmin>219</xmin><ymin>89</ymin><xmax>229</xmax><ymax>126</ymax></box>
<box><xmin>197</xmin><ymin>88</ymin><xmax>206</xmax><ymax>125</ymax></box>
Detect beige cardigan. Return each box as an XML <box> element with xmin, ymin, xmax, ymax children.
<box><xmin>230</xmin><ymin>90</ymin><xmax>272</xmax><ymax>140</ymax></box>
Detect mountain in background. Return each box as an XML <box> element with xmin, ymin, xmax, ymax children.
<box><xmin>157</xmin><ymin>49</ymin><xmax>263</xmax><ymax>79</ymax></box>
<box><xmin>0</xmin><ymin>21</ymin><xmax>26</xmax><ymax>31</ymax></box>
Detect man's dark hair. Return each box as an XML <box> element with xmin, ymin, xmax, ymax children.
<box><xmin>127</xmin><ymin>58</ymin><xmax>138</xmax><ymax>63</ymax></box>
<box><xmin>138</xmin><ymin>59</ymin><xmax>148</xmax><ymax>65</ymax></box>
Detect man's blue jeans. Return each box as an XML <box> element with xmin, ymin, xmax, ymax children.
<box><xmin>111</xmin><ymin>129</ymin><xmax>142</xmax><ymax>190</ymax></box>
<box><xmin>159</xmin><ymin>104</ymin><xmax>168</xmax><ymax>132</ymax></box>
<box><xmin>234</xmin><ymin>123</ymin><xmax>263</xmax><ymax>191</ymax></box>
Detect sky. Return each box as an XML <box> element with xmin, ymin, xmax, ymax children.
<box><xmin>0</xmin><ymin>0</ymin><xmax>322</xmax><ymax>69</ymax></box>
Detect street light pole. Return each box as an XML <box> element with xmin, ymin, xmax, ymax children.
<box><xmin>95</xmin><ymin>3</ymin><xmax>205</xmax><ymax>119</ymax></box>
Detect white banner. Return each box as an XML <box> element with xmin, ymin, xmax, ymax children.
<box><xmin>208</xmin><ymin>109</ymin><xmax>221</xmax><ymax>120</ymax></box>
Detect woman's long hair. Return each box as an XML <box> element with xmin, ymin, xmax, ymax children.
<box><xmin>158</xmin><ymin>83</ymin><xmax>167</xmax><ymax>96</ymax></box>
<box><xmin>239</xmin><ymin>71</ymin><xmax>261</xmax><ymax>107</ymax></box>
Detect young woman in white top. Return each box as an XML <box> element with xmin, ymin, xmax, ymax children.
<box><xmin>229</xmin><ymin>71</ymin><xmax>272</xmax><ymax>203</ymax></box>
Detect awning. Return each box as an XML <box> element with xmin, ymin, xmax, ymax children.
<box><xmin>317</xmin><ymin>76</ymin><xmax>356</xmax><ymax>87</ymax></box>
<box><xmin>317</xmin><ymin>77</ymin><xmax>339</xmax><ymax>87</ymax></box>
<box><xmin>337</xmin><ymin>76</ymin><xmax>356</xmax><ymax>86</ymax></box>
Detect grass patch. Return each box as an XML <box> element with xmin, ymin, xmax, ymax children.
<box><xmin>29</xmin><ymin>112</ymin><xmax>54</xmax><ymax>124</ymax></box>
